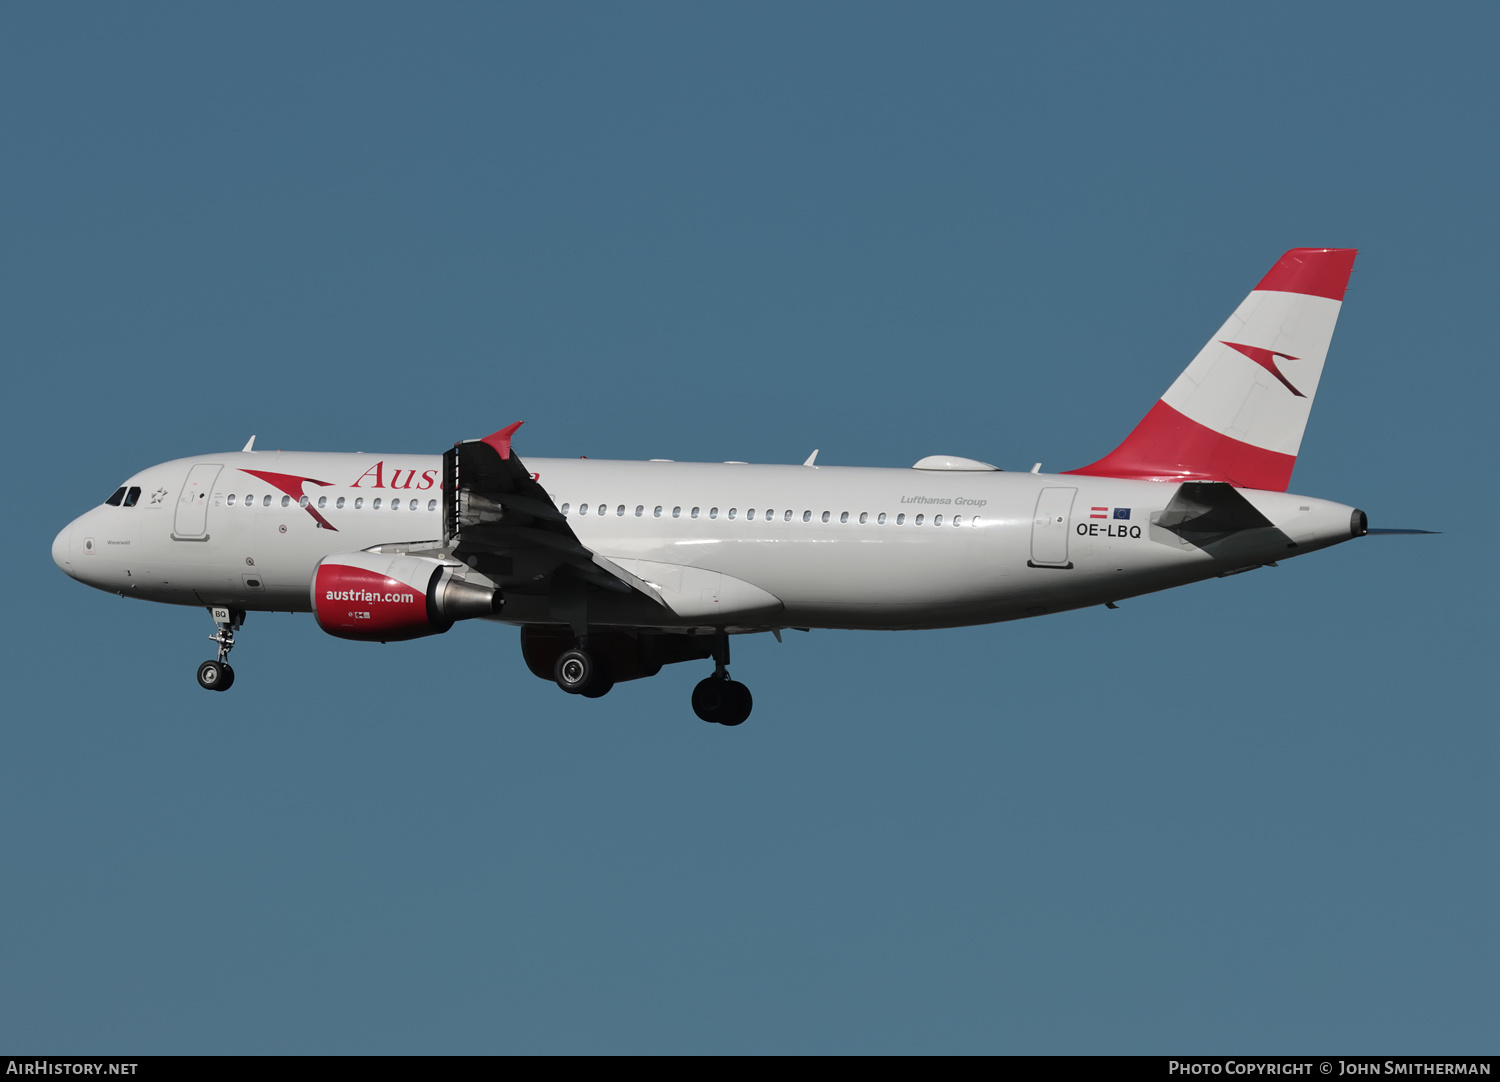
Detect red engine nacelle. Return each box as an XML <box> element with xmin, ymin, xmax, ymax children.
<box><xmin>312</xmin><ymin>552</ymin><xmax>500</xmax><ymax>642</ymax></box>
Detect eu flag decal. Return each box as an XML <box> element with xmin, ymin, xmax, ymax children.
<box><xmin>1113</xmin><ymin>507</ymin><xmax>1131</xmax><ymax>520</ymax></box>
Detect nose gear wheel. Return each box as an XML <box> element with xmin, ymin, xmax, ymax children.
<box><xmin>196</xmin><ymin>608</ymin><xmax>245</xmax><ymax>692</ymax></box>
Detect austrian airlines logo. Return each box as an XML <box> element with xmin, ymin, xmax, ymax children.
<box><xmin>1221</xmin><ymin>341</ymin><xmax>1305</xmax><ymax>398</ymax></box>
<box><xmin>241</xmin><ymin>469</ymin><xmax>339</xmax><ymax>531</ymax></box>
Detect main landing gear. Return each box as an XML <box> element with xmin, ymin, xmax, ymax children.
<box><xmin>691</xmin><ymin>633</ymin><xmax>752</xmax><ymax>727</ymax></box>
<box><xmin>549</xmin><ymin>630</ymin><xmax>754</xmax><ymax>725</ymax></box>
<box><xmin>553</xmin><ymin>642</ymin><xmax>615</xmax><ymax>699</ymax></box>
<box><xmin>197</xmin><ymin>607</ymin><xmax>244</xmax><ymax>692</ymax></box>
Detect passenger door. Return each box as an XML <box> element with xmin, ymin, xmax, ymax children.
<box><xmin>173</xmin><ymin>463</ymin><xmax>222</xmax><ymax>540</ymax></box>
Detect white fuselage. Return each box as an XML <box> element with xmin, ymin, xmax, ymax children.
<box><xmin>52</xmin><ymin>450</ymin><xmax>1360</xmax><ymax>632</ymax></box>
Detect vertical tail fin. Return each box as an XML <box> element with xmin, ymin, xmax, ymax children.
<box><xmin>1068</xmin><ymin>247</ymin><xmax>1356</xmax><ymax>491</ymax></box>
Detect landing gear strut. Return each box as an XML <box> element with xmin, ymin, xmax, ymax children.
<box><xmin>692</xmin><ymin>631</ymin><xmax>752</xmax><ymax>726</ymax></box>
<box><xmin>197</xmin><ymin>606</ymin><xmax>244</xmax><ymax>692</ymax></box>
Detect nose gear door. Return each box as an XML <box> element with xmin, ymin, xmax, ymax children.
<box><xmin>173</xmin><ymin>463</ymin><xmax>222</xmax><ymax>540</ymax></box>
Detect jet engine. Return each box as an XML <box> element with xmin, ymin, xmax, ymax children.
<box><xmin>312</xmin><ymin>551</ymin><xmax>500</xmax><ymax>642</ymax></box>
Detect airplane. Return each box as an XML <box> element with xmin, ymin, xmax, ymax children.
<box><xmin>51</xmin><ymin>247</ymin><xmax>1427</xmax><ymax>726</ymax></box>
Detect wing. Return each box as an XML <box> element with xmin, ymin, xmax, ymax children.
<box><xmin>442</xmin><ymin>423</ymin><xmax>667</xmax><ymax>605</ymax></box>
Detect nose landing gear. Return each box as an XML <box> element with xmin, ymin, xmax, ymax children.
<box><xmin>197</xmin><ymin>607</ymin><xmax>244</xmax><ymax>692</ymax></box>
<box><xmin>692</xmin><ymin>632</ymin><xmax>752</xmax><ymax>726</ymax></box>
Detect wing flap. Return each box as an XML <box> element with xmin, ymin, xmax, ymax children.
<box><xmin>443</xmin><ymin>425</ymin><xmax>670</xmax><ymax>609</ymax></box>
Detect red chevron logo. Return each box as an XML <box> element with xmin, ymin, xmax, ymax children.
<box><xmin>1221</xmin><ymin>341</ymin><xmax>1305</xmax><ymax>398</ymax></box>
<box><xmin>241</xmin><ymin>470</ymin><xmax>339</xmax><ymax>531</ymax></box>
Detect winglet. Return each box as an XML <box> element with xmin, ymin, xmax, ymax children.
<box><xmin>481</xmin><ymin>421</ymin><xmax>525</xmax><ymax>460</ymax></box>
<box><xmin>242</xmin><ymin>435</ymin><xmax>256</xmax><ymax>453</ymax></box>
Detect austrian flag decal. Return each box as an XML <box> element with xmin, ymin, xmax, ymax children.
<box><xmin>1077</xmin><ymin>505</ymin><xmax>1142</xmax><ymax>539</ymax></box>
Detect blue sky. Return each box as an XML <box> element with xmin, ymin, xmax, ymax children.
<box><xmin>2</xmin><ymin>3</ymin><xmax>1494</xmax><ymax>1053</ymax></box>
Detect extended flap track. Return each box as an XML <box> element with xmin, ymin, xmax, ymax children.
<box><xmin>442</xmin><ymin>445</ymin><xmax>459</xmax><ymax>547</ymax></box>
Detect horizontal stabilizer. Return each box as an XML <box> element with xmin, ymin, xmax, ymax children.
<box><xmin>1366</xmin><ymin>528</ymin><xmax>1440</xmax><ymax>535</ymax></box>
<box><xmin>1156</xmin><ymin>481</ymin><xmax>1274</xmax><ymax>535</ymax></box>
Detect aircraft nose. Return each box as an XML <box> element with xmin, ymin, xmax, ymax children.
<box><xmin>52</xmin><ymin>524</ymin><xmax>74</xmax><ymax>577</ymax></box>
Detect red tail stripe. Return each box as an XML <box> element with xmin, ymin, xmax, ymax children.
<box><xmin>1254</xmin><ymin>247</ymin><xmax>1357</xmax><ymax>302</ymax></box>
<box><xmin>1066</xmin><ymin>400</ymin><xmax>1296</xmax><ymax>491</ymax></box>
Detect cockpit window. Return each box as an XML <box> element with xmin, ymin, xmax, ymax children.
<box><xmin>104</xmin><ymin>487</ymin><xmax>126</xmax><ymax>506</ymax></box>
<box><xmin>122</xmin><ymin>487</ymin><xmax>141</xmax><ymax>507</ymax></box>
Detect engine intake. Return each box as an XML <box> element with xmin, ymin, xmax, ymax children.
<box><xmin>312</xmin><ymin>551</ymin><xmax>500</xmax><ymax>642</ymax></box>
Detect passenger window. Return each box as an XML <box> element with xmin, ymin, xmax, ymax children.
<box><xmin>972</xmin><ymin>516</ymin><xmax>980</xmax><ymax>526</ymax></box>
<box><xmin>279</xmin><ymin>495</ymin><xmax>289</xmax><ymax>507</ymax></box>
<box><xmin>374</xmin><ymin>498</ymin><xmax>383</xmax><ymax>510</ymax></box>
<box><xmin>263</xmin><ymin>495</ymin><xmax>272</xmax><ymax>507</ymax></box>
<box><xmin>878</xmin><ymin>512</ymin><xmax>886</xmax><ymax>524</ymax></box>
<box><xmin>598</xmin><ymin>504</ymin><xmax>607</xmax><ymax>516</ymax></box>
<box><xmin>579</xmin><ymin>503</ymin><xmax>588</xmax><ymax>515</ymax></box>
<box><xmin>859</xmin><ymin>512</ymin><xmax>868</xmax><ymax>524</ymax></box>
<box><xmin>317</xmin><ymin>496</ymin><xmax>327</xmax><ymax>509</ymax></box>
<box><xmin>728</xmin><ymin>508</ymin><xmax>736</xmax><ymax>519</ymax></box>
<box><xmin>709</xmin><ymin>507</ymin><xmax>719</xmax><ymax>519</ymax></box>
<box><xmin>746</xmin><ymin>508</ymin><xmax>755</xmax><ymax>520</ymax></box>
<box><xmin>561</xmin><ymin>503</ymin><xmax>571</xmax><ymax>515</ymax></box>
<box><xmin>952</xmin><ymin>514</ymin><xmax>960</xmax><ymax>526</ymax></box>
<box><xmin>299</xmin><ymin>496</ymin><xmax>309</xmax><ymax>507</ymax></box>
<box><xmin>392</xmin><ymin>499</ymin><xmax>400</xmax><ymax>510</ymax></box>
<box><xmin>691</xmin><ymin>507</ymin><xmax>700</xmax><ymax>519</ymax></box>
<box><xmin>104</xmin><ymin>487</ymin><xmax>126</xmax><ymax>506</ymax></box>
<box><xmin>839</xmin><ymin>512</ymin><xmax>848</xmax><ymax>523</ymax></box>
<box><xmin>227</xmin><ymin>494</ymin><xmax>237</xmax><ymax>506</ymax></box>
<box><xmin>654</xmin><ymin>506</ymin><xmax>662</xmax><ymax>518</ymax></box>
<box><xmin>355</xmin><ymin>498</ymin><xmax>364</xmax><ymax>509</ymax></box>
<box><xmin>897</xmin><ymin>514</ymin><xmax>905</xmax><ymax>524</ymax></box>
<box><xmin>784</xmin><ymin>510</ymin><xmax>792</xmax><ymax>522</ymax></box>
<box><xmin>428</xmin><ymin>500</ymin><xmax>437</xmax><ymax>511</ymax></box>
<box><xmin>635</xmin><ymin>505</ymin><xmax>644</xmax><ymax>517</ymax></box>
<box><xmin>673</xmin><ymin>506</ymin><xmax>682</xmax><ymax>518</ymax></box>
<box><xmin>915</xmin><ymin>514</ymin><xmax>924</xmax><ymax>525</ymax></box>
<box><xmin>617</xmin><ymin>505</ymin><xmax>625</xmax><ymax>516</ymax></box>
<box><xmin>934</xmin><ymin>514</ymin><xmax>943</xmax><ymax>526</ymax></box>
<box><xmin>337</xmin><ymin>497</ymin><xmax>346</xmax><ymax>509</ymax></box>
<box><xmin>802</xmin><ymin>511</ymin><xmax>810</xmax><ymax>522</ymax></box>
<box><xmin>821</xmin><ymin>511</ymin><xmax>830</xmax><ymax>523</ymax></box>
